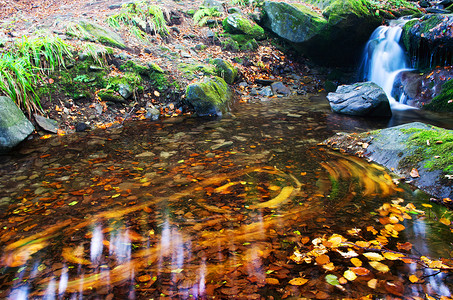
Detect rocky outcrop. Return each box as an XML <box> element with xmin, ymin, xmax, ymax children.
<box><xmin>260</xmin><ymin>0</ymin><xmax>418</xmax><ymax>66</ymax></box>
<box><xmin>185</xmin><ymin>76</ymin><xmax>232</xmax><ymax>116</ymax></box>
<box><xmin>327</xmin><ymin>82</ymin><xmax>392</xmax><ymax>117</ymax></box>
<box><xmin>402</xmin><ymin>14</ymin><xmax>453</xmax><ymax>69</ymax></box>
<box><xmin>0</xmin><ymin>96</ymin><xmax>35</xmax><ymax>153</ymax></box>
<box><xmin>324</xmin><ymin>122</ymin><xmax>453</xmax><ymax>202</ymax></box>
<box><xmin>67</xmin><ymin>20</ymin><xmax>126</xmax><ymax>49</ymax></box>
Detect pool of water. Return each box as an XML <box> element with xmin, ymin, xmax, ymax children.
<box><xmin>0</xmin><ymin>95</ymin><xmax>452</xmax><ymax>299</ymax></box>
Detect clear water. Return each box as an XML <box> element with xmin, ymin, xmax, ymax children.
<box><xmin>0</xmin><ymin>95</ymin><xmax>452</xmax><ymax>299</ymax></box>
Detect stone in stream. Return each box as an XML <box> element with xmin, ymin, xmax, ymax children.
<box><xmin>327</xmin><ymin>82</ymin><xmax>392</xmax><ymax>117</ymax></box>
<box><xmin>0</xmin><ymin>96</ymin><xmax>35</xmax><ymax>153</ymax></box>
<box><xmin>185</xmin><ymin>76</ymin><xmax>232</xmax><ymax>116</ymax></box>
<box><xmin>34</xmin><ymin>114</ymin><xmax>59</xmax><ymax>133</ymax></box>
<box><xmin>271</xmin><ymin>82</ymin><xmax>291</xmax><ymax>96</ymax></box>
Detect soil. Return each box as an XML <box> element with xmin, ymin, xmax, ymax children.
<box><xmin>0</xmin><ymin>0</ymin><xmax>329</xmax><ymax>137</ymax></box>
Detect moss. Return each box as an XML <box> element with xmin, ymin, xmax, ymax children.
<box><xmin>98</xmin><ymin>89</ymin><xmax>126</xmax><ymax>103</ymax></box>
<box><xmin>185</xmin><ymin>76</ymin><xmax>232</xmax><ymax>116</ymax></box>
<box><xmin>68</xmin><ymin>21</ymin><xmax>126</xmax><ymax>49</ymax></box>
<box><xmin>222</xmin><ymin>14</ymin><xmax>266</xmax><ymax>40</ymax></box>
<box><xmin>220</xmin><ymin>37</ymin><xmax>241</xmax><ymax>52</ymax></box>
<box><xmin>107</xmin><ymin>72</ymin><xmax>142</xmax><ymax>91</ymax></box>
<box><xmin>400</xmin><ymin>127</ymin><xmax>453</xmax><ymax>174</ymax></box>
<box><xmin>178</xmin><ymin>62</ymin><xmax>217</xmax><ymax>80</ymax></box>
<box><xmin>212</xmin><ymin>58</ymin><xmax>238</xmax><ymax>84</ymax></box>
<box><xmin>424</xmin><ymin>79</ymin><xmax>453</xmax><ymax>112</ymax></box>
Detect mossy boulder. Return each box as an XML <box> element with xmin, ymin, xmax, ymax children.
<box><xmin>98</xmin><ymin>89</ymin><xmax>127</xmax><ymax>103</ymax></box>
<box><xmin>424</xmin><ymin>79</ymin><xmax>453</xmax><ymax>112</ymax></box>
<box><xmin>402</xmin><ymin>14</ymin><xmax>453</xmax><ymax>69</ymax></box>
<box><xmin>324</xmin><ymin>122</ymin><xmax>453</xmax><ymax>201</ymax></box>
<box><xmin>212</xmin><ymin>58</ymin><xmax>239</xmax><ymax>84</ymax></box>
<box><xmin>222</xmin><ymin>13</ymin><xmax>266</xmax><ymax>40</ymax></box>
<box><xmin>67</xmin><ymin>20</ymin><xmax>126</xmax><ymax>49</ymax></box>
<box><xmin>261</xmin><ymin>0</ymin><xmax>419</xmax><ymax>66</ymax></box>
<box><xmin>185</xmin><ymin>76</ymin><xmax>232</xmax><ymax>116</ymax></box>
<box><xmin>0</xmin><ymin>96</ymin><xmax>35</xmax><ymax>153</ymax></box>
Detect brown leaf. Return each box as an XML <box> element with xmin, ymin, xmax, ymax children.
<box><xmin>350</xmin><ymin>267</ymin><xmax>370</xmax><ymax>276</ymax></box>
<box><xmin>315</xmin><ymin>254</ymin><xmax>330</xmax><ymax>265</ymax></box>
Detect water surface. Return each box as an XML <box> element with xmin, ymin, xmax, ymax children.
<box><xmin>0</xmin><ymin>95</ymin><xmax>452</xmax><ymax>299</ymax></box>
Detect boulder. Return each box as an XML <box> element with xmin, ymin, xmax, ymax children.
<box><xmin>0</xmin><ymin>96</ymin><xmax>34</xmax><ymax>153</ymax></box>
<box><xmin>327</xmin><ymin>82</ymin><xmax>392</xmax><ymax>117</ymax></box>
<box><xmin>212</xmin><ymin>58</ymin><xmax>238</xmax><ymax>84</ymax></box>
<box><xmin>324</xmin><ymin>122</ymin><xmax>453</xmax><ymax>202</ymax></box>
<box><xmin>222</xmin><ymin>13</ymin><xmax>266</xmax><ymax>40</ymax></box>
<box><xmin>261</xmin><ymin>0</ymin><xmax>419</xmax><ymax>66</ymax></box>
<box><xmin>402</xmin><ymin>14</ymin><xmax>453</xmax><ymax>69</ymax></box>
<box><xmin>185</xmin><ymin>76</ymin><xmax>232</xmax><ymax>116</ymax></box>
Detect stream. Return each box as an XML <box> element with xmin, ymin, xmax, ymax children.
<box><xmin>0</xmin><ymin>93</ymin><xmax>452</xmax><ymax>299</ymax></box>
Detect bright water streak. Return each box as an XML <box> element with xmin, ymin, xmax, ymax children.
<box><xmin>361</xmin><ymin>20</ymin><xmax>414</xmax><ymax>110</ymax></box>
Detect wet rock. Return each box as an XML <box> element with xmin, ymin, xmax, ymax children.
<box><xmin>35</xmin><ymin>116</ymin><xmax>58</xmax><ymax>135</ymax></box>
<box><xmin>324</xmin><ymin>122</ymin><xmax>453</xmax><ymax>201</ymax></box>
<box><xmin>327</xmin><ymin>82</ymin><xmax>392</xmax><ymax>117</ymax></box>
<box><xmin>258</xmin><ymin>86</ymin><xmax>274</xmax><ymax>97</ymax></box>
<box><xmin>203</xmin><ymin>0</ymin><xmax>224</xmax><ymax>12</ymax></box>
<box><xmin>211</xmin><ymin>141</ymin><xmax>233</xmax><ymax>150</ymax></box>
<box><xmin>185</xmin><ymin>76</ymin><xmax>232</xmax><ymax>116</ymax></box>
<box><xmin>271</xmin><ymin>82</ymin><xmax>291</xmax><ymax>96</ymax></box>
<box><xmin>402</xmin><ymin>14</ymin><xmax>453</xmax><ymax>68</ymax></box>
<box><xmin>261</xmin><ymin>1</ymin><xmax>419</xmax><ymax>66</ymax></box>
<box><xmin>136</xmin><ymin>151</ymin><xmax>155</xmax><ymax>158</ymax></box>
<box><xmin>146</xmin><ymin>105</ymin><xmax>160</xmax><ymax>120</ymax></box>
<box><xmin>0</xmin><ymin>96</ymin><xmax>34</xmax><ymax>153</ymax></box>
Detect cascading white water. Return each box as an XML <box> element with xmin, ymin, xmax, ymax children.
<box><xmin>360</xmin><ymin>20</ymin><xmax>413</xmax><ymax>110</ymax></box>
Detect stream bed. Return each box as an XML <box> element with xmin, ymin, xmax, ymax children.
<box><xmin>0</xmin><ymin>94</ymin><xmax>452</xmax><ymax>299</ymax></box>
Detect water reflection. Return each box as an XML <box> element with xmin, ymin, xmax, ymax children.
<box><xmin>0</xmin><ymin>95</ymin><xmax>452</xmax><ymax>298</ymax></box>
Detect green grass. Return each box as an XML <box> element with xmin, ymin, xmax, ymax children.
<box><xmin>0</xmin><ymin>33</ymin><xmax>73</xmax><ymax>115</ymax></box>
<box><xmin>106</xmin><ymin>2</ymin><xmax>169</xmax><ymax>37</ymax></box>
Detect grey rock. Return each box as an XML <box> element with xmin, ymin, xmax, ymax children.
<box><xmin>271</xmin><ymin>81</ymin><xmax>291</xmax><ymax>96</ymax></box>
<box><xmin>211</xmin><ymin>141</ymin><xmax>233</xmax><ymax>150</ymax></box>
<box><xmin>119</xmin><ymin>84</ymin><xmax>132</xmax><ymax>99</ymax></box>
<box><xmin>327</xmin><ymin>82</ymin><xmax>392</xmax><ymax>117</ymax></box>
<box><xmin>34</xmin><ymin>114</ymin><xmax>58</xmax><ymax>133</ymax></box>
<box><xmin>258</xmin><ymin>86</ymin><xmax>274</xmax><ymax>97</ymax></box>
<box><xmin>185</xmin><ymin>76</ymin><xmax>232</xmax><ymax>116</ymax></box>
<box><xmin>0</xmin><ymin>96</ymin><xmax>34</xmax><ymax>152</ymax></box>
<box><xmin>202</xmin><ymin>0</ymin><xmax>224</xmax><ymax>12</ymax></box>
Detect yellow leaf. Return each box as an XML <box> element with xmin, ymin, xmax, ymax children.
<box><xmin>350</xmin><ymin>257</ymin><xmax>362</xmax><ymax>267</ymax></box>
<box><xmin>363</xmin><ymin>252</ymin><xmax>385</xmax><ymax>261</ymax></box>
<box><xmin>367</xmin><ymin>279</ymin><xmax>377</xmax><ymax>289</ymax></box>
<box><xmin>382</xmin><ymin>252</ymin><xmax>405</xmax><ymax>261</ymax></box>
<box><xmin>356</xmin><ymin>240</ymin><xmax>371</xmax><ymax>248</ymax></box>
<box><xmin>288</xmin><ymin>277</ymin><xmax>308</xmax><ymax>286</ymax></box>
<box><xmin>265</xmin><ymin>278</ymin><xmax>279</xmax><ymax>285</ymax></box>
<box><xmin>369</xmin><ymin>261</ymin><xmax>389</xmax><ymax>273</ymax></box>
<box><xmin>322</xmin><ymin>262</ymin><xmax>335</xmax><ymax>271</ymax></box>
<box><xmin>426</xmin><ymin>295</ymin><xmax>436</xmax><ymax>300</ymax></box>
<box><xmin>440</xmin><ymin>218</ymin><xmax>451</xmax><ymax>226</ymax></box>
<box><xmin>327</xmin><ymin>234</ymin><xmax>344</xmax><ymax>247</ymax></box>
<box><xmin>422</xmin><ymin>203</ymin><xmax>432</xmax><ymax>208</ymax></box>
<box><xmin>344</xmin><ymin>269</ymin><xmax>357</xmax><ymax>281</ymax></box>
<box><xmin>409</xmin><ymin>275</ymin><xmax>419</xmax><ymax>283</ymax></box>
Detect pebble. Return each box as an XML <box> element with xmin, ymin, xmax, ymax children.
<box><xmin>211</xmin><ymin>141</ymin><xmax>233</xmax><ymax>150</ymax></box>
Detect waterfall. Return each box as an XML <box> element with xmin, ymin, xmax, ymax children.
<box><xmin>360</xmin><ymin>20</ymin><xmax>413</xmax><ymax>110</ymax></box>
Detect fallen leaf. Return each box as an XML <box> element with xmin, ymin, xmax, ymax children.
<box><xmin>367</xmin><ymin>279</ymin><xmax>377</xmax><ymax>289</ymax></box>
<box><xmin>288</xmin><ymin>277</ymin><xmax>308</xmax><ymax>286</ymax></box>
<box><xmin>382</xmin><ymin>252</ymin><xmax>406</xmax><ymax>261</ymax></box>
<box><xmin>363</xmin><ymin>252</ymin><xmax>385</xmax><ymax>261</ymax></box>
<box><xmin>325</xmin><ymin>274</ymin><xmax>339</xmax><ymax>286</ymax></box>
<box><xmin>350</xmin><ymin>257</ymin><xmax>362</xmax><ymax>267</ymax></box>
<box><xmin>344</xmin><ymin>269</ymin><xmax>357</xmax><ymax>281</ymax></box>
<box><xmin>369</xmin><ymin>261</ymin><xmax>389</xmax><ymax>273</ymax></box>
<box><xmin>409</xmin><ymin>275</ymin><xmax>419</xmax><ymax>283</ymax></box>
<box><xmin>265</xmin><ymin>278</ymin><xmax>280</xmax><ymax>285</ymax></box>
<box><xmin>316</xmin><ymin>254</ymin><xmax>330</xmax><ymax>265</ymax></box>
<box><xmin>350</xmin><ymin>267</ymin><xmax>370</xmax><ymax>276</ymax></box>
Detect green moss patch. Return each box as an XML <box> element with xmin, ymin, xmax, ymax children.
<box><xmin>425</xmin><ymin>79</ymin><xmax>453</xmax><ymax>112</ymax></box>
<box><xmin>66</xmin><ymin>21</ymin><xmax>126</xmax><ymax>49</ymax></box>
<box><xmin>401</xmin><ymin>126</ymin><xmax>453</xmax><ymax>174</ymax></box>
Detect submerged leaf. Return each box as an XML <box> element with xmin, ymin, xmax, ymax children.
<box><xmin>363</xmin><ymin>252</ymin><xmax>384</xmax><ymax>261</ymax></box>
<box><xmin>288</xmin><ymin>277</ymin><xmax>308</xmax><ymax>286</ymax></box>
<box><xmin>344</xmin><ymin>269</ymin><xmax>357</xmax><ymax>281</ymax></box>
<box><xmin>325</xmin><ymin>274</ymin><xmax>339</xmax><ymax>286</ymax></box>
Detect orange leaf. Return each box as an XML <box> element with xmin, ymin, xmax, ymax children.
<box><xmin>350</xmin><ymin>267</ymin><xmax>370</xmax><ymax>276</ymax></box>
<box><xmin>410</xmin><ymin>168</ymin><xmax>420</xmax><ymax>178</ymax></box>
<box><xmin>439</xmin><ymin>218</ymin><xmax>451</xmax><ymax>226</ymax></box>
<box><xmin>409</xmin><ymin>275</ymin><xmax>419</xmax><ymax>283</ymax></box>
<box><xmin>316</xmin><ymin>254</ymin><xmax>330</xmax><ymax>265</ymax></box>
<box><xmin>288</xmin><ymin>277</ymin><xmax>308</xmax><ymax>286</ymax></box>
